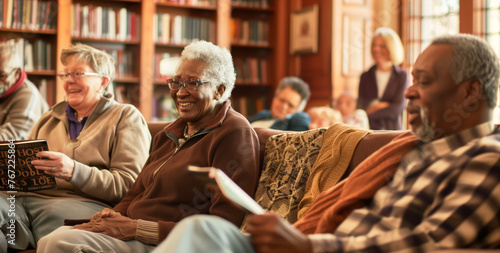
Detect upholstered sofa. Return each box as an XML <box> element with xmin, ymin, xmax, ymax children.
<box><xmin>14</xmin><ymin>123</ymin><xmax>495</xmax><ymax>252</ymax></box>
<box><xmin>148</xmin><ymin>122</ymin><xmax>499</xmax><ymax>252</ymax></box>
<box><xmin>150</xmin><ymin>123</ymin><xmax>401</xmax><ymax>224</ymax></box>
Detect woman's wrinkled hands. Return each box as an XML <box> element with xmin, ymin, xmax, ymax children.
<box><xmin>74</xmin><ymin>208</ymin><xmax>138</xmax><ymax>241</ymax></box>
<box><xmin>31</xmin><ymin>151</ymin><xmax>75</xmax><ymax>181</ymax></box>
<box><xmin>245</xmin><ymin>213</ymin><xmax>312</xmax><ymax>253</ymax></box>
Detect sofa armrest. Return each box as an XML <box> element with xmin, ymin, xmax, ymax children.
<box><xmin>345</xmin><ymin>131</ymin><xmax>405</xmax><ymax>179</ymax></box>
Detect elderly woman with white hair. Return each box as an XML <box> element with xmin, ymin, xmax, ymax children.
<box><xmin>37</xmin><ymin>40</ymin><xmax>260</xmax><ymax>253</ymax></box>
<box><xmin>0</xmin><ymin>43</ymin><xmax>151</xmax><ymax>252</ymax></box>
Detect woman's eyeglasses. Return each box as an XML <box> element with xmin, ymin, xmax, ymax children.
<box><xmin>166</xmin><ymin>78</ymin><xmax>209</xmax><ymax>91</ymax></box>
<box><xmin>57</xmin><ymin>72</ymin><xmax>102</xmax><ymax>81</ymax></box>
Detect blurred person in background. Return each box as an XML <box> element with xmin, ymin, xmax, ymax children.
<box><xmin>357</xmin><ymin>27</ymin><xmax>408</xmax><ymax>130</ymax></box>
<box><xmin>307</xmin><ymin>106</ymin><xmax>342</xmax><ymax>130</ymax></box>
<box><xmin>249</xmin><ymin>76</ymin><xmax>311</xmax><ymax>131</ymax></box>
<box><xmin>0</xmin><ymin>42</ymin><xmax>49</xmax><ymax>141</ymax></box>
<box><xmin>336</xmin><ymin>91</ymin><xmax>369</xmax><ymax>130</ymax></box>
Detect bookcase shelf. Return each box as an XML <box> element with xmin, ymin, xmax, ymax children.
<box><xmin>150</xmin><ymin>0</ymin><xmax>222</xmax><ymax>121</ymax></box>
<box><xmin>156</xmin><ymin>2</ymin><xmax>216</xmax><ymax>10</ymax></box>
<box><xmin>72</xmin><ymin>37</ymin><xmax>141</xmax><ymax>45</ymax></box>
<box><xmin>0</xmin><ymin>0</ymin><xmax>287</xmax><ymax>121</ymax></box>
<box><xmin>0</xmin><ymin>28</ymin><xmax>57</xmax><ymax>34</ymax></box>
<box><xmin>0</xmin><ymin>0</ymin><xmax>58</xmax><ymax>107</ymax></box>
<box><xmin>114</xmin><ymin>77</ymin><xmax>140</xmax><ymax>83</ymax></box>
<box><xmin>68</xmin><ymin>0</ymin><xmax>143</xmax><ymax>107</ymax></box>
<box><xmin>154</xmin><ymin>43</ymin><xmax>188</xmax><ymax>48</ymax></box>
<box><xmin>231</xmin><ymin>43</ymin><xmax>273</xmax><ymax>49</ymax></box>
<box><xmin>231</xmin><ymin>6</ymin><xmax>273</xmax><ymax>11</ymax></box>
<box><xmin>26</xmin><ymin>70</ymin><xmax>57</xmax><ymax>75</ymax></box>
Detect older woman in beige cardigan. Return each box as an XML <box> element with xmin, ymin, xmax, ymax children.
<box><xmin>0</xmin><ymin>44</ymin><xmax>151</xmax><ymax>252</ymax></box>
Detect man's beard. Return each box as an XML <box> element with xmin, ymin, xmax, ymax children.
<box><xmin>412</xmin><ymin>105</ymin><xmax>434</xmax><ymax>142</ymax></box>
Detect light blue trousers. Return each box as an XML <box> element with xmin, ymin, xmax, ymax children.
<box><xmin>37</xmin><ymin>226</ymin><xmax>155</xmax><ymax>253</ymax></box>
<box><xmin>153</xmin><ymin>215</ymin><xmax>256</xmax><ymax>253</ymax></box>
<box><xmin>0</xmin><ymin>193</ymin><xmax>106</xmax><ymax>251</ymax></box>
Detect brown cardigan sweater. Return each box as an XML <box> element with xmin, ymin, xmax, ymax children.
<box><xmin>113</xmin><ymin>101</ymin><xmax>260</xmax><ymax>245</ymax></box>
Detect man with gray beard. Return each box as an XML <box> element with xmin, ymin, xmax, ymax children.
<box><xmin>153</xmin><ymin>34</ymin><xmax>500</xmax><ymax>253</ymax></box>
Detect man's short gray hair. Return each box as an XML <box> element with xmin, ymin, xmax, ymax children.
<box><xmin>431</xmin><ymin>34</ymin><xmax>500</xmax><ymax>108</ymax></box>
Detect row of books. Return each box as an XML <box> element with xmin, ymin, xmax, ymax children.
<box><xmin>155</xmin><ymin>0</ymin><xmax>215</xmax><ymax>6</ymax></box>
<box><xmin>231</xmin><ymin>96</ymin><xmax>264</xmax><ymax>119</ymax></box>
<box><xmin>231</xmin><ymin>0</ymin><xmax>270</xmax><ymax>8</ymax></box>
<box><xmin>153</xmin><ymin>13</ymin><xmax>215</xmax><ymax>45</ymax></box>
<box><xmin>0</xmin><ymin>0</ymin><xmax>56</xmax><ymax>30</ymax></box>
<box><xmin>154</xmin><ymin>53</ymin><xmax>181</xmax><ymax>81</ymax></box>
<box><xmin>35</xmin><ymin>77</ymin><xmax>48</xmax><ymax>101</ymax></box>
<box><xmin>114</xmin><ymin>85</ymin><xmax>131</xmax><ymax>104</ymax></box>
<box><xmin>154</xmin><ymin>53</ymin><xmax>269</xmax><ymax>85</ymax></box>
<box><xmin>152</xmin><ymin>95</ymin><xmax>179</xmax><ymax>122</ymax></box>
<box><xmin>151</xmin><ymin>94</ymin><xmax>265</xmax><ymax>121</ymax></box>
<box><xmin>71</xmin><ymin>3</ymin><xmax>139</xmax><ymax>41</ymax></box>
<box><xmin>234</xmin><ymin>57</ymin><xmax>269</xmax><ymax>84</ymax></box>
<box><xmin>231</xmin><ymin>18</ymin><xmax>269</xmax><ymax>45</ymax></box>
<box><xmin>101</xmin><ymin>48</ymin><xmax>135</xmax><ymax>78</ymax></box>
<box><xmin>3</xmin><ymin>38</ymin><xmax>53</xmax><ymax>71</ymax></box>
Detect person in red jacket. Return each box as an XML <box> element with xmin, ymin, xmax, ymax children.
<box><xmin>37</xmin><ymin>40</ymin><xmax>260</xmax><ymax>253</ymax></box>
<box><xmin>0</xmin><ymin>42</ymin><xmax>49</xmax><ymax>141</ymax></box>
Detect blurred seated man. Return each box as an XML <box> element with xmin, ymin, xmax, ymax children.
<box><xmin>335</xmin><ymin>91</ymin><xmax>370</xmax><ymax>129</ymax></box>
<box><xmin>153</xmin><ymin>34</ymin><xmax>500</xmax><ymax>252</ymax></box>
<box><xmin>0</xmin><ymin>42</ymin><xmax>49</xmax><ymax>140</ymax></box>
<box><xmin>307</xmin><ymin>106</ymin><xmax>342</xmax><ymax>130</ymax></box>
<box><xmin>249</xmin><ymin>76</ymin><xmax>311</xmax><ymax>131</ymax></box>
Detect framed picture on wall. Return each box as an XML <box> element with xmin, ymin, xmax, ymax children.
<box><xmin>290</xmin><ymin>4</ymin><xmax>319</xmax><ymax>54</ymax></box>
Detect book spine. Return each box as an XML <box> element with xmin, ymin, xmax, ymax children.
<box><xmin>30</xmin><ymin>0</ymin><xmax>37</xmax><ymax>29</ymax></box>
<box><xmin>109</xmin><ymin>9</ymin><xmax>115</xmax><ymax>40</ymax></box>
<box><xmin>5</xmin><ymin>0</ymin><xmax>12</xmax><ymax>28</ymax></box>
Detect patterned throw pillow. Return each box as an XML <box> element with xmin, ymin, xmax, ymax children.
<box><xmin>253</xmin><ymin>128</ymin><xmax>326</xmax><ymax>224</ymax></box>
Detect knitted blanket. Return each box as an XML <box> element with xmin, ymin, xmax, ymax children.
<box><xmin>251</xmin><ymin>128</ymin><xmax>327</xmax><ymax>224</ymax></box>
<box><xmin>297</xmin><ymin>123</ymin><xmax>370</xmax><ymax>219</ymax></box>
<box><xmin>293</xmin><ymin>131</ymin><xmax>418</xmax><ymax>234</ymax></box>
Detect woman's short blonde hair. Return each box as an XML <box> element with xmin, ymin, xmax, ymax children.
<box><xmin>373</xmin><ymin>27</ymin><xmax>404</xmax><ymax>65</ymax></box>
<box><xmin>60</xmin><ymin>43</ymin><xmax>115</xmax><ymax>83</ymax></box>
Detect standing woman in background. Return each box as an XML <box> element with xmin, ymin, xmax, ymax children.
<box><xmin>357</xmin><ymin>27</ymin><xmax>407</xmax><ymax>130</ymax></box>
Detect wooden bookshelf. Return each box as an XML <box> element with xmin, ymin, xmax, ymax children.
<box><xmin>0</xmin><ymin>0</ymin><xmax>59</xmax><ymax>106</ymax></box>
<box><xmin>1</xmin><ymin>0</ymin><xmax>288</xmax><ymax>121</ymax></box>
<box><xmin>229</xmin><ymin>0</ymin><xmax>276</xmax><ymax>118</ymax></box>
<box><xmin>151</xmin><ymin>0</ymin><xmax>228</xmax><ymax>121</ymax></box>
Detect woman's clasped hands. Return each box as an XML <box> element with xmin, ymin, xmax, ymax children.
<box><xmin>74</xmin><ymin>208</ymin><xmax>138</xmax><ymax>241</ymax></box>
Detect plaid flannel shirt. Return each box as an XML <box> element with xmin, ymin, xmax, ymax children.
<box><xmin>310</xmin><ymin>122</ymin><xmax>500</xmax><ymax>252</ymax></box>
